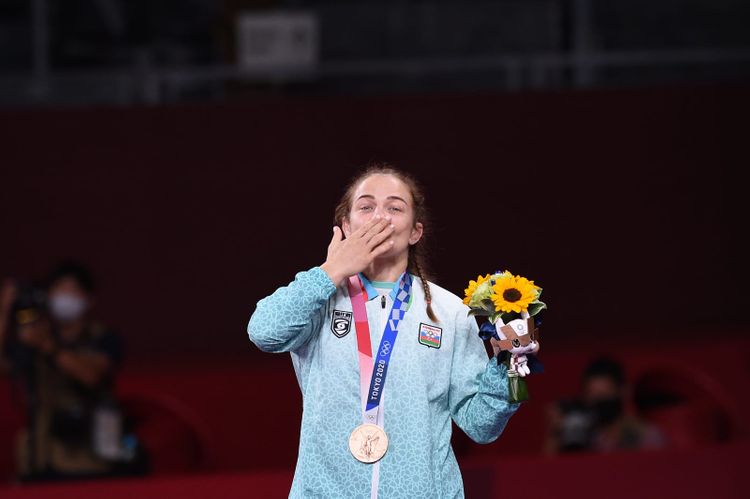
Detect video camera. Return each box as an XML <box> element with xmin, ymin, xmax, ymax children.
<box><xmin>11</xmin><ymin>282</ymin><xmax>47</xmax><ymax>326</ymax></box>
<box><xmin>2</xmin><ymin>281</ymin><xmax>49</xmax><ymax>362</ymax></box>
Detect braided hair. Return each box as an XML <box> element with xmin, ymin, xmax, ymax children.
<box><xmin>334</xmin><ymin>162</ymin><xmax>438</xmax><ymax>322</ymax></box>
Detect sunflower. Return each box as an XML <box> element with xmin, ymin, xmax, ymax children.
<box><xmin>490</xmin><ymin>273</ymin><xmax>540</xmax><ymax>313</ymax></box>
<box><xmin>463</xmin><ymin>274</ymin><xmax>491</xmax><ymax>305</ymax></box>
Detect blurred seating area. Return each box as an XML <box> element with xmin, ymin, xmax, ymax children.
<box><xmin>1</xmin><ymin>335</ymin><xmax>747</xmax><ymax>497</ymax></box>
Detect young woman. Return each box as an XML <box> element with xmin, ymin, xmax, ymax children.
<box><xmin>247</xmin><ymin>164</ymin><xmax>521</xmax><ymax>498</ymax></box>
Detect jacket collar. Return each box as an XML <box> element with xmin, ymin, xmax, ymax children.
<box><xmin>358</xmin><ymin>271</ymin><xmax>409</xmax><ymax>302</ymax></box>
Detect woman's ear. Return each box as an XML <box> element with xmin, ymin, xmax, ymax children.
<box><xmin>409</xmin><ymin>222</ymin><xmax>424</xmax><ymax>245</ymax></box>
<box><xmin>342</xmin><ymin>218</ymin><xmax>352</xmax><ymax>238</ymax></box>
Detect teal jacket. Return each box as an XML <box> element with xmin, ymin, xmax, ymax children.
<box><xmin>248</xmin><ymin>267</ymin><xmax>520</xmax><ymax>498</ymax></box>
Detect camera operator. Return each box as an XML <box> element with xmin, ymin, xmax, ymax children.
<box><xmin>0</xmin><ymin>262</ymin><xmax>144</xmax><ymax>482</ymax></box>
<box><xmin>544</xmin><ymin>356</ymin><xmax>665</xmax><ymax>454</ymax></box>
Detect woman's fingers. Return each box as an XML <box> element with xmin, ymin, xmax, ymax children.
<box><xmin>351</xmin><ymin>215</ymin><xmax>383</xmax><ymax>239</ymax></box>
<box><xmin>362</xmin><ymin>217</ymin><xmax>391</xmax><ymax>243</ymax></box>
<box><xmin>366</xmin><ymin>222</ymin><xmax>395</xmax><ymax>249</ymax></box>
<box><xmin>329</xmin><ymin>226</ymin><xmax>343</xmax><ymax>248</ymax></box>
<box><xmin>370</xmin><ymin>237</ymin><xmax>395</xmax><ymax>258</ymax></box>
<box><xmin>326</xmin><ymin>227</ymin><xmax>343</xmax><ymax>262</ymax></box>
<box><xmin>324</xmin><ymin>216</ymin><xmax>394</xmax><ymax>277</ymax></box>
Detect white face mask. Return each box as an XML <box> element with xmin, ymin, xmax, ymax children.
<box><xmin>49</xmin><ymin>293</ymin><xmax>88</xmax><ymax>322</ymax></box>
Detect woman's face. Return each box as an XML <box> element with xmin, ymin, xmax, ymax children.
<box><xmin>342</xmin><ymin>174</ymin><xmax>423</xmax><ymax>259</ymax></box>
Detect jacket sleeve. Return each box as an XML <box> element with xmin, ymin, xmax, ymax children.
<box><xmin>449</xmin><ymin>307</ymin><xmax>522</xmax><ymax>444</ymax></box>
<box><xmin>247</xmin><ymin>266</ymin><xmax>337</xmax><ymax>353</ymax></box>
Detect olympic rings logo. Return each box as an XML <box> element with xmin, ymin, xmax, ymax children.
<box><xmin>380</xmin><ymin>341</ymin><xmax>392</xmax><ymax>356</ymax></box>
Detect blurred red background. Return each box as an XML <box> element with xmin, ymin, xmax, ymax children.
<box><xmin>1</xmin><ymin>84</ymin><xmax>748</xmax><ymax>497</ymax></box>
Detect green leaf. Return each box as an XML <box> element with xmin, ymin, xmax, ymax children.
<box><xmin>528</xmin><ymin>301</ymin><xmax>547</xmax><ymax>316</ymax></box>
<box><xmin>481</xmin><ymin>298</ymin><xmax>496</xmax><ymax>313</ymax></box>
<box><xmin>468</xmin><ymin>280</ymin><xmax>493</xmax><ymax>309</ymax></box>
<box><xmin>468</xmin><ymin>308</ymin><xmax>490</xmax><ymax>317</ymax></box>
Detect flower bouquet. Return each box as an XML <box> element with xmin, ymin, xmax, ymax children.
<box><xmin>463</xmin><ymin>271</ymin><xmax>546</xmax><ymax>403</ymax></box>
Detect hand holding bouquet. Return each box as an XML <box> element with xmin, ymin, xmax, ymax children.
<box><xmin>463</xmin><ymin>270</ymin><xmax>547</xmax><ymax>402</ymax></box>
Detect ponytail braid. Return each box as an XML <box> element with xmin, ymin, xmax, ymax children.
<box><xmin>410</xmin><ymin>249</ymin><xmax>438</xmax><ymax>323</ymax></box>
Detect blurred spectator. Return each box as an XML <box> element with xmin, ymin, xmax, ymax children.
<box><xmin>0</xmin><ymin>261</ymin><xmax>146</xmax><ymax>482</ymax></box>
<box><xmin>544</xmin><ymin>356</ymin><xmax>665</xmax><ymax>455</ymax></box>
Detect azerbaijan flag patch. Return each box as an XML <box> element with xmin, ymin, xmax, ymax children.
<box><xmin>418</xmin><ymin>323</ymin><xmax>442</xmax><ymax>349</ymax></box>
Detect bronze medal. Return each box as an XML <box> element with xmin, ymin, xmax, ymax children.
<box><xmin>349</xmin><ymin>423</ymin><xmax>389</xmax><ymax>463</ymax></box>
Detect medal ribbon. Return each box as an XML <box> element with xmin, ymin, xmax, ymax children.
<box><xmin>347</xmin><ymin>272</ymin><xmax>412</xmax><ymax>423</ymax></box>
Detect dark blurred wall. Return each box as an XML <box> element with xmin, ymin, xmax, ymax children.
<box><xmin>0</xmin><ymin>85</ymin><xmax>747</xmax><ymax>360</ymax></box>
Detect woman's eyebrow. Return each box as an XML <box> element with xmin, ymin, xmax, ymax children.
<box><xmin>355</xmin><ymin>194</ymin><xmax>409</xmax><ymax>205</ymax></box>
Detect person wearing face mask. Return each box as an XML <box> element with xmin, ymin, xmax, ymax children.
<box><xmin>544</xmin><ymin>356</ymin><xmax>665</xmax><ymax>454</ymax></box>
<box><xmin>0</xmin><ymin>262</ymin><xmax>144</xmax><ymax>482</ymax></box>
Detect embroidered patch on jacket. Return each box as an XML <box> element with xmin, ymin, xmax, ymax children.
<box><xmin>331</xmin><ymin>310</ymin><xmax>352</xmax><ymax>338</ymax></box>
<box><xmin>418</xmin><ymin>323</ymin><xmax>442</xmax><ymax>349</ymax></box>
